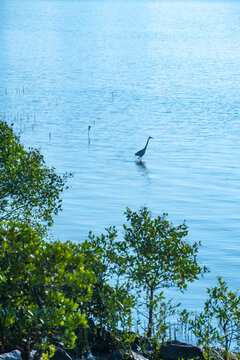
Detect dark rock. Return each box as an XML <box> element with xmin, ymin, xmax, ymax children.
<box><xmin>91</xmin><ymin>330</ymin><xmax>117</xmax><ymax>354</ymax></box>
<box><xmin>0</xmin><ymin>349</ymin><xmax>71</xmax><ymax>360</ymax></box>
<box><xmin>111</xmin><ymin>350</ymin><xmax>149</xmax><ymax>360</ymax></box>
<box><xmin>132</xmin><ymin>337</ymin><xmax>154</xmax><ymax>353</ymax></box>
<box><xmin>159</xmin><ymin>340</ymin><xmax>204</xmax><ymax>360</ymax></box>
<box><xmin>51</xmin><ymin>348</ymin><xmax>72</xmax><ymax>360</ymax></box>
<box><xmin>0</xmin><ymin>351</ymin><xmax>22</xmax><ymax>360</ymax></box>
<box><xmin>90</xmin><ymin>353</ymin><xmax>111</xmax><ymax>360</ymax></box>
<box><xmin>91</xmin><ymin>340</ymin><xmax>111</xmax><ymax>354</ymax></box>
<box><xmin>128</xmin><ymin>350</ymin><xmax>150</xmax><ymax>360</ymax></box>
<box><xmin>112</xmin><ymin>349</ymin><xmax>124</xmax><ymax>360</ymax></box>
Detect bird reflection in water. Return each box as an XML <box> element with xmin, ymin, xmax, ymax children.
<box><xmin>135</xmin><ymin>159</ymin><xmax>149</xmax><ymax>177</ymax></box>
<box><xmin>136</xmin><ymin>159</ymin><xmax>147</xmax><ymax>169</ymax></box>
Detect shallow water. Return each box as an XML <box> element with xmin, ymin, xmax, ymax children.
<box><xmin>1</xmin><ymin>0</ymin><xmax>240</xmax><ymax>312</ymax></box>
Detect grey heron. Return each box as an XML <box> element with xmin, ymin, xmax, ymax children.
<box><xmin>135</xmin><ymin>136</ymin><xmax>153</xmax><ymax>159</ymax></box>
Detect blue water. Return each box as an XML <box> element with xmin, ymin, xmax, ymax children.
<box><xmin>1</xmin><ymin>0</ymin><xmax>240</xmax><ymax>313</ymax></box>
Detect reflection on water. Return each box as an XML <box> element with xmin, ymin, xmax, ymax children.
<box><xmin>1</xmin><ymin>0</ymin><xmax>240</xmax><ymax>312</ymax></box>
<box><xmin>136</xmin><ymin>160</ymin><xmax>147</xmax><ymax>170</ymax></box>
<box><xmin>135</xmin><ymin>160</ymin><xmax>149</xmax><ymax>177</ymax></box>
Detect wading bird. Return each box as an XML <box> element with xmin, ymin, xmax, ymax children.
<box><xmin>135</xmin><ymin>136</ymin><xmax>153</xmax><ymax>159</ymax></box>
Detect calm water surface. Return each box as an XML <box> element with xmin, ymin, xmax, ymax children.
<box><xmin>1</xmin><ymin>0</ymin><xmax>240</xmax><ymax>312</ymax></box>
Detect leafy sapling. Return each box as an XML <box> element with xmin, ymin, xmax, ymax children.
<box><xmin>182</xmin><ymin>277</ymin><xmax>240</xmax><ymax>360</ymax></box>
<box><xmin>120</xmin><ymin>207</ymin><xmax>208</xmax><ymax>338</ymax></box>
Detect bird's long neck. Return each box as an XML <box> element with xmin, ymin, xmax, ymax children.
<box><xmin>144</xmin><ymin>137</ymin><xmax>151</xmax><ymax>150</ymax></box>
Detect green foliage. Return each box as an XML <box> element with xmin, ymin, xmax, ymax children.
<box><xmin>0</xmin><ymin>120</ymin><xmax>69</xmax><ymax>228</ymax></box>
<box><xmin>184</xmin><ymin>277</ymin><xmax>240</xmax><ymax>360</ymax></box>
<box><xmin>0</xmin><ymin>125</ymin><xmax>210</xmax><ymax>360</ymax></box>
<box><xmin>120</xmin><ymin>207</ymin><xmax>208</xmax><ymax>338</ymax></box>
<box><xmin>79</xmin><ymin>207</ymin><xmax>208</xmax><ymax>344</ymax></box>
<box><xmin>0</xmin><ymin>120</ymin><xmax>136</xmax><ymax>356</ymax></box>
<box><xmin>79</xmin><ymin>229</ymin><xmax>135</xmax><ymax>350</ymax></box>
<box><xmin>122</xmin><ymin>207</ymin><xmax>208</xmax><ymax>291</ymax></box>
<box><xmin>153</xmin><ymin>293</ymin><xmax>180</xmax><ymax>344</ymax></box>
<box><xmin>41</xmin><ymin>346</ymin><xmax>55</xmax><ymax>360</ymax></box>
<box><xmin>81</xmin><ymin>227</ymin><xmax>120</xmax><ymax>284</ymax></box>
<box><xmin>0</xmin><ymin>221</ymin><xmax>94</xmax><ymax>360</ymax></box>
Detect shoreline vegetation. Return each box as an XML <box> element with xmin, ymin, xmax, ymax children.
<box><xmin>0</xmin><ymin>119</ymin><xmax>240</xmax><ymax>360</ymax></box>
